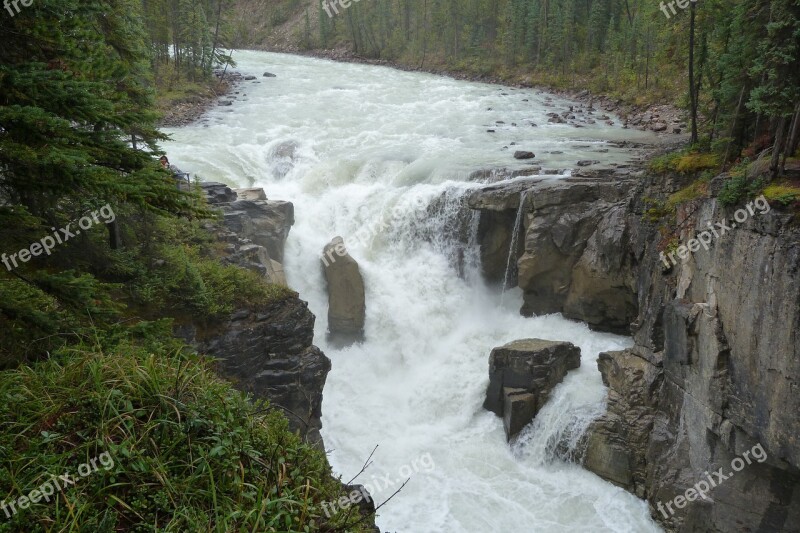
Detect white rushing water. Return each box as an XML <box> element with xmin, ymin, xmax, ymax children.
<box><xmin>164</xmin><ymin>51</ymin><xmax>663</xmax><ymax>533</ymax></box>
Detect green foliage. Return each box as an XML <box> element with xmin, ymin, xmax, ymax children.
<box><xmin>0</xmin><ymin>347</ymin><xmax>372</xmax><ymax>532</ymax></box>
<box><xmin>143</xmin><ymin>0</ymin><xmax>236</xmax><ymax>82</ymax></box>
<box><xmin>719</xmin><ymin>172</ymin><xmax>766</xmax><ymax>207</ymax></box>
<box><xmin>97</xmin><ymin>208</ymin><xmax>295</xmax><ymax>321</ymax></box>
<box><xmin>123</xmin><ymin>242</ymin><xmax>294</xmax><ymax>320</ymax></box>
<box><xmin>650</xmin><ymin>152</ymin><xmax>684</xmax><ymax>174</ymax></box>
<box><xmin>763</xmin><ymin>183</ymin><xmax>800</xmax><ymax>207</ymax></box>
<box><xmin>650</xmin><ymin>150</ymin><xmax>719</xmax><ymax>175</ymax></box>
<box><xmin>247</xmin><ymin>0</ymin><xmax>800</xmax><ymax>166</ymax></box>
<box><xmin>642</xmin><ymin>197</ymin><xmax>671</xmax><ymax>223</ymax></box>
<box><xmin>674</xmin><ymin>153</ymin><xmax>719</xmax><ymax>174</ymax></box>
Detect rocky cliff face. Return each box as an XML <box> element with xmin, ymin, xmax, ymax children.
<box><xmin>468</xmin><ymin>170</ymin><xmax>640</xmax><ymax>333</ymax></box>
<box><xmin>178</xmin><ymin>183</ymin><xmax>331</xmax><ymax>450</ymax></box>
<box><xmin>586</xmin><ymin>172</ymin><xmax>800</xmax><ymax>532</ymax></box>
<box><xmin>468</xmin><ymin>169</ymin><xmax>800</xmax><ymax>531</ymax></box>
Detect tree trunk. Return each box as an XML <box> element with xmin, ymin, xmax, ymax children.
<box><xmin>786</xmin><ymin>103</ymin><xmax>800</xmax><ymax>158</ymax></box>
<box><xmin>688</xmin><ymin>3</ymin><xmax>698</xmax><ymax>145</ymax></box>
<box><xmin>722</xmin><ymin>84</ymin><xmax>746</xmax><ymax>169</ymax></box>
<box><xmin>770</xmin><ymin>117</ymin><xmax>786</xmax><ymax>178</ymax></box>
<box><xmin>210</xmin><ymin>0</ymin><xmax>224</xmax><ymax>72</ymax></box>
<box><xmin>108</xmin><ymin>220</ymin><xmax>121</xmax><ymax>250</ymax></box>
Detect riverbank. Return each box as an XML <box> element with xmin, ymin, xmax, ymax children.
<box><xmin>157</xmin><ymin>70</ymin><xmax>246</xmax><ymax>128</ymax></box>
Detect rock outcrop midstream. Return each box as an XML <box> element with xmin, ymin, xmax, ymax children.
<box><xmin>483</xmin><ymin>339</ymin><xmax>581</xmax><ymax>441</ymax></box>
<box><xmin>321</xmin><ymin>236</ymin><xmax>366</xmax><ymax>346</ymax></box>
<box><xmin>467</xmin><ymin>171</ymin><xmax>638</xmax><ymax>333</ymax></box>
<box><xmin>468</xmin><ymin>168</ymin><xmax>800</xmax><ymax>531</ymax></box>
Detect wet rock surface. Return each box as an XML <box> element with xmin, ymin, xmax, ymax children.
<box><xmin>484</xmin><ymin>339</ymin><xmax>582</xmax><ymax>441</ymax></box>
<box><xmin>468</xmin><ymin>170</ymin><xmax>640</xmax><ymax>332</ymax></box>
<box><xmin>321</xmin><ymin>237</ymin><xmax>366</xmax><ymax>346</ymax></box>
<box><xmin>176</xmin><ymin>183</ymin><xmax>331</xmax><ymax>450</ymax></box>
<box><xmin>182</xmin><ymin>297</ymin><xmax>331</xmax><ymax>449</ymax></box>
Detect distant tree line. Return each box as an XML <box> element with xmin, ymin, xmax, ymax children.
<box><xmin>141</xmin><ymin>0</ymin><xmax>235</xmax><ymax>81</ymax></box>
<box><xmin>310</xmin><ymin>0</ymin><xmax>799</xmax><ymax>172</ymax></box>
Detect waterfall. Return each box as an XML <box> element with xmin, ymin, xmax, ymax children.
<box><xmin>163</xmin><ymin>50</ymin><xmax>663</xmax><ymax>533</ymax></box>
<box><xmin>501</xmin><ymin>191</ymin><xmax>528</xmax><ymax>296</ymax></box>
<box><xmin>512</xmin><ymin>385</ymin><xmax>608</xmax><ymax>465</ymax></box>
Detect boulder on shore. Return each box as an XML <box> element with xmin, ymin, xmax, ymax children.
<box><xmin>321</xmin><ymin>237</ymin><xmax>366</xmax><ymax>346</ymax></box>
<box><xmin>484</xmin><ymin>339</ymin><xmax>581</xmax><ymax>441</ymax></box>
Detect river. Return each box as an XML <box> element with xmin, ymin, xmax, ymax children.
<box><xmin>163</xmin><ymin>50</ymin><xmax>662</xmax><ymax>533</ymax></box>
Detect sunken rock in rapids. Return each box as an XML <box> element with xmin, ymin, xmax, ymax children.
<box><xmin>484</xmin><ymin>339</ymin><xmax>581</xmax><ymax>441</ymax></box>
<box><xmin>322</xmin><ymin>237</ymin><xmax>366</xmax><ymax>346</ymax></box>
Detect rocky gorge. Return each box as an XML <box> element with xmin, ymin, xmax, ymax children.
<box><xmin>178</xmin><ymin>149</ymin><xmax>798</xmax><ymax>533</ymax></box>
<box><xmin>185</xmin><ymin>164</ymin><xmax>799</xmax><ymax>532</ymax></box>
<box><xmin>158</xmin><ymin>50</ymin><xmax>800</xmax><ymax>531</ymax></box>
<box><xmin>468</xmin><ymin>164</ymin><xmax>800</xmax><ymax>531</ymax></box>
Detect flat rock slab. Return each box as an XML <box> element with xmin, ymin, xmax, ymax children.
<box><xmin>234</xmin><ymin>188</ymin><xmax>268</xmax><ymax>201</ymax></box>
<box><xmin>484</xmin><ymin>339</ymin><xmax>581</xmax><ymax>440</ymax></box>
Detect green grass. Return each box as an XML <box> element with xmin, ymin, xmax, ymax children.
<box><xmin>666</xmin><ymin>175</ymin><xmax>711</xmax><ymax>210</ymax></box>
<box><xmin>0</xmin><ymin>346</ymin><xmax>371</xmax><ymax>532</ymax></box>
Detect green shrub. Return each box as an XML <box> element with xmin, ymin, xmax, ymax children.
<box><xmin>649</xmin><ymin>152</ymin><xmax>683</xmax><ymax>174</ymax></box>
<box><xmin>650</xmin><ymin>150</ymin><xmax>720</xmax><ymax>175</ymax></box>
<box><xmin>674</xmin><ymin>153</ymin><xmax>719</xmax><ymax>174</ymax></box>
<box><xmin>642</xmin><ymin>197</ymin><xmax>672</xmax><ymax>223</ymax></box>
<box><xmin>124</xmin><ymin>244</ymin><xmax>293</xmax><ymax>320</ymax></box>
<box><xmin>719</xmin><ymin>173</ymin><xmax>765</xmax><ymax>207</ymax></box>
<box><xmin>666</xmin><ymin>178</ymin><xmax>710</xmax><ymax>209</ymax></box>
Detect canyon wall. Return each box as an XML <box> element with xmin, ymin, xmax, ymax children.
<box><xmin>469</xmin><ymin>169</ymin><xmax>800</xmax><ymax>531</ymax></box>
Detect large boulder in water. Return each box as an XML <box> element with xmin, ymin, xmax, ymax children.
<box><xmin>321</xmin><ymin>237</ymin><xmax>366</xmax><ymax>346</ymax></box>
<box><xmin>484</xmin><ymin>339</ymin><xmax>581</xmax><ymax>441</ymax></box>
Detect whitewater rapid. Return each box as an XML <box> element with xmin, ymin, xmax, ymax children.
<box><xmin>164</xmin><ymin>50</ymin><xmax>663</xmax><ymax>533</ymax></box>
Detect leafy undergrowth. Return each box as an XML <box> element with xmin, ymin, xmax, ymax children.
<box><xmin>0</xmin><ymin>347</ymin><xmax>370</xmax><ymax>532</ymax></box>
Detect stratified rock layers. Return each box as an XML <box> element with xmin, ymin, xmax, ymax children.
<box><xmin>177</xmin><ymin>183</ymin><xmax>331</xmax><ymax>450</ymax></box>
